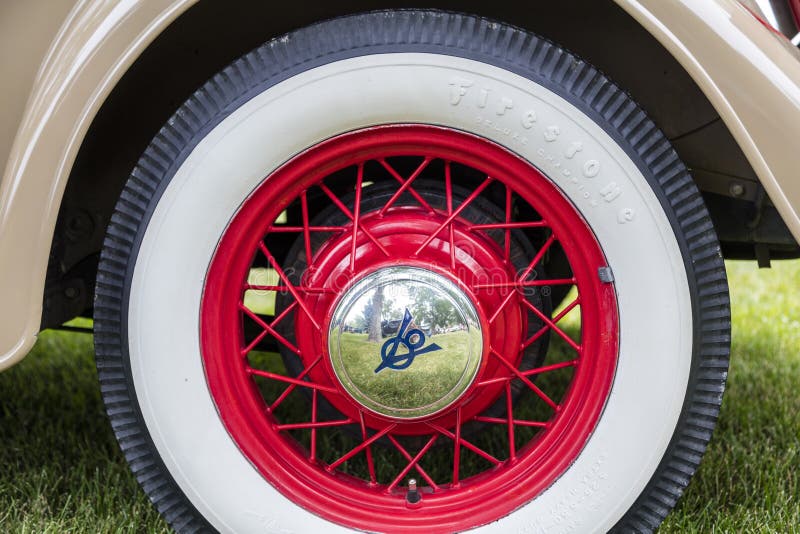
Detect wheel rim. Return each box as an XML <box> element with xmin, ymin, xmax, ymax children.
<box><xmin>201</xmin><ymin>125</ymin><xmax>619</xmax><ymax>531</ymax></box>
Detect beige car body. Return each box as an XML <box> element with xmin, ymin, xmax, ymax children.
<box><xmin>1</xmin><ymin>0</ymin><xmax>799</xmax><ymax>371</ymax></box>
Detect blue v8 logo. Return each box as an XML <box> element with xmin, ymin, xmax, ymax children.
<box><xmin>375</xmin><ymin>309</ymin><xmax>441</xmax><ymax>373</ymax></box>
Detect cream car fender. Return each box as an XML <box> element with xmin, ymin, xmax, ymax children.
<box><xmin>0</xmin><ymin>0</ymin><xmax>799</xmax><ymax>371</ymax></box>
<box><xmin>0</xmin><ymin>0</ymin><xmax>193</xmax><ymax>369</ymax></box>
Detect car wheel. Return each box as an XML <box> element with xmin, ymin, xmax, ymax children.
<box><xmin>94</xmin><ymin>10</ymin><xmax>730</xmax><ymax>533</ymax></box>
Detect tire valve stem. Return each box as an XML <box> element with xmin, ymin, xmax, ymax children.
<box><xmin>598</xmin><ymin>266</ymin><xmax>615</xmax><ymax>284</ymax></box>
<box><xmin>406</xmin><ymin>478</ymin><xmax>421</xmax><ymax>505</ymax></box>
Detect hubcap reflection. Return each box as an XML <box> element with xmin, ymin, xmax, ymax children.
<box><xmin>328</xmin><ymin>267</ymin><xmax>483</xmax><ymax>419</ymax></box>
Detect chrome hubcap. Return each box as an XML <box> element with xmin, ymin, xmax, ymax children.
<box><xmin>328</xmin><ymin>267</ymin><xmax>484</xmax><ymax>419</ymax></box>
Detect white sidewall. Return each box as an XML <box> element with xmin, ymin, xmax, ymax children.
<box><xmin>128</xmin><ymin>54</ymin><xmax>692</xmax><ymax>533</ymax></box>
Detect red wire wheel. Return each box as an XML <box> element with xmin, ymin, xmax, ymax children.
<box><xmin>201</xmin><ymin>125</ymin><xmax>618</xmax><ymax>532</ymax></box>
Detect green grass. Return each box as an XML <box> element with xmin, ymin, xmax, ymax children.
<box><xmin>0</xmin><ymin>260</ymin><xmax>798</xmax><ymax>532</ymax></box>
<box><xmin>0</xmin><ymin>319</ymin><xmax>169</xmax><ymax>533</ymax></box>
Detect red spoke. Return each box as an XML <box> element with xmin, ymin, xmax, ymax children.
<box><xmin>249</xmin><ymin>367</ymin><xmax>338</xmax><ymax>394</ymax></box>
<box><xmin>387</xmin><ymin>435</ymin><xmax>440</xmax><ymax>492</ymax></box>
<box><xmin>328</xmin><ymin>424</ymin><xmax>397</xmax><ymax>471</ymax></box>
<box><xmin>522</xmin><ymin>298</ymin><xmax>580</xmax><ymax>350</ymax></box>
<box><xmin>446</xmin><ymin>161</ymin><xmax>456</xmax><ymax>270</ymax></box>
<box><xmin>521</xmin><ymin>359</ymin><xmax>579</xmax><ymax>377</ymax></box>
<box><xmin>241</xmin><ymin>328</ymin><xmax>270</xmax><ymax>356</ymax></box>
<box><xmin>522</xmin><ymin>298</ymin><xmax>581</xmax><ymax>353</ymax></box>
<box><xmin>241</xmin><ymin>301</ymin><xmax>299</xmax><ymax>355</ymax></box>
<box><xmin>258</xmin><ymin>242</ymin><xmax>321</xmax><ymax>331</ymax></box>
<box><xmin>240</xmin><ymin>303</ymin><xmax>301</xmax><ymax>355</ymax></box>
<box><xmin>488</xmin><ymin>293</ymin><xmax>516</xmax><ymax>326</ymax></box>
<box><xmin>453</xmin><ymin>407</ymin><xmax>462</xmax><ymax>487</ymax></box>
<box><xmin>552</xmin><ymin>296</ymin><xmax>581</xmax><ymax>323</ymax></box>
<box><xmin>473</xmin><ymin>278</ymin><xmax>576</xmax><ymax>290</ymax></box>
<box><xmin>319</xmin><ymin>183</ymin><xmax>356</xmax><ymax>218</ymax></box>
<box><xmin>469</xmin><ymin>221</ymin><xmax>548</xmax><ymax>231</ymax></box>
<box><xmin>378</xmin><ymin>157</ymin><xmax>435</xmax><ymax>215</ymax></box>
<box><xmin>276</xmin><ymin>419</ymin><xmax>354</xmax><ymax>431</ymax></box>
<box><xmin>520</xmin><ymin>234</ymin><xmax>557</xmax><ymax>281</ymax></box>
<box><xmin>476</xmin><ymin>374</ymin><xmax>513</xmax><ymax>387</ymax></box>
<box><xmin>488</xmin><ymin>234</ymin><xmax>557</xmax><ymax>324</ymax></box>
<box><xmin>319</xmin><ymin>183</ymin><xmax>390</xmax><ymax>256</ymax></box>
<box><xmin>521</xmin><ymin>325</ymin><xmax>557</xmax><ymax>354</ymax></box>
<box><xmin>472</xmin><ymin>416</ymin><xmax>549</xmax><ymax>428</ymax></box>
<box><xmin>360</xmin><ymin>411</ymin><xmax>377</xmax><ymax>485</ymax></box>
<box><xmin>270</xmin><ymin>355</ymin><xmax>323</xmax><ymax>412</ymax></box>
<box><xmin>310</xmin><ymin>389</ymin><xmax>317</xmax><ymax>460</ymax></box>
<box><xmin>414</xmin><ymin>176</ymin><xmax>494</xmax><ymax>255</ymax></box>
<box><xmin>428</xmin><ymin>423</ymin><xmax>502</xmax><ymax>466</ymax></box>
<box><xmin>506</xmin><ymin>382</ymin><xmax>516</xmax><ymax>461</ymax></box>
<box><xmin>267</xmin><ymin>225</ymin><xmax>347</xmax><ymax>233</ymax></box>
<box><xmin>246</xmin><ymin>285</ymin><xmax>290</xmax><ymax>291</ymax></box>
<box><xmin>490</xmin><ymin>349</ymin><xmax>558</xmax><ymax>411</ymax></box>
<box><xmin>504</xmin><ymin>185</ymin><xmax>512</xmax><ymax>261</ymax></box>
<box><xmin>350</xmin><ymin>163</ymin><xmax>364</xmax><ymax>271</ymax></box>
<box><xmin>245</xmin><ymin>285</ymin><xmax>334</xmax><ymax>294</ymax></box>
<box><xmin>476</xmin><ymin>360</ymin><xmax>578</xmax><ymax>387</ymax></box>
<box><xmin>301</xmin><ymin>191</ymin><xmax>313</xmax><ymax>267</ymax></box>
<box><xmin>270</xmin><ymin>300</ymin><xmax>299</xmax><ymax>328</ymax></box>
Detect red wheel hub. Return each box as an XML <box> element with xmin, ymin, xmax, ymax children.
<box><xmin>292</xmin><ymin>207</ymin><xmax>525</xmax><ymax>432</ymax></box>
<box><xmin>201</xmin><ymin>125</ymin><xmax>618</xmax><ymax>532</ymax></box>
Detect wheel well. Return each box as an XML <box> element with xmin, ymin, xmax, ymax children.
<box><xmin>43</xmin><ymin>0</ymin><xmax>799</xmax><ymax>328</ymax></box>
